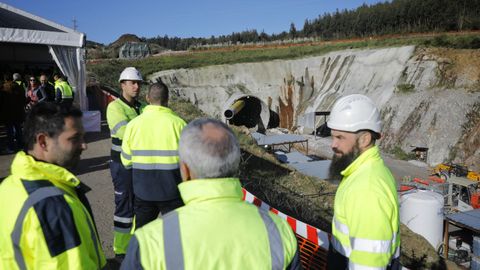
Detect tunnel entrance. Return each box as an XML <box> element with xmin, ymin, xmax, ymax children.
<box><xmin>224</xmin><ymin>96</ymin><xmax>279</xmax><ymax>131</ymax></box>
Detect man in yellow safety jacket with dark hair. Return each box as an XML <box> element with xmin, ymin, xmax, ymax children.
<box><xmin>107</xmin><ymin>66</ymin><xmax>145</xmax><ymax>260</ymax></box>
<box><xmin>327</xmin><ymin>94</ymin><xmax>400</xmax><ymax>270</ymax></box>
<box><xmin>121</xmin><ymin>81</ymin><xmax>186</xmax><ymax>229</ymax></box>
<box><xmin>121</xmin><ymin>118</ymin><xmax>301</xmax><ymax>269</ymax></box>
<box><xmin>53</xmin><ymin>73</ymin><xmax>74</xmax><ymax>108</ymax></box>
<box><xmin>0</xmin><ymin>102</ymin><xmax>106</xmax><ymax>269</ymax></box>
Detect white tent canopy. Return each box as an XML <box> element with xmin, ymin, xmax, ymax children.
<box><xmin>0</xmin><ymin>3</ymin><xmax>87</xmax><ymax>110</ymax></box>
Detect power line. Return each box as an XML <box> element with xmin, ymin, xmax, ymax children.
<box><xmin>72</xmin><ymin>17</ymin><xmax>77</xmax><ymax>31</ymax></box>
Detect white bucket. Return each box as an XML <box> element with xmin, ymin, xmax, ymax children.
<box><xmin>400</xmin><ymin>190</ymin><xmax>444</xmax><ymax>249</ymax></box>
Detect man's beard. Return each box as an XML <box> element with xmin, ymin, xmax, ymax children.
<box><xmin>53</xmin><ymin>141</ymin><xmax>83</xmax><ymax>169</ymax></box>
<box><xmin>329</xmin><ymin>143</ymin><xmax>361</xmax><ymax>181</ymax></box>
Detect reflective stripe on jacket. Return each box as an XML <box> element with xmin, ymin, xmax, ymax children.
<box><xmin>107</xmin><ymin>97</ymin><xmax>143</xmax><ymax>162</ymax></box>
<box><xmin>331</xmin><ymin>146</ymin><xmax>400</xmax><ymax>269</ymax></box>
<box><xmin>0</xmin><ymin>151</ymin><xmax>106</xmax><ymax>269</ymax></box>
<box><xmin>121</xmin><ymin>105</ymin><xmax>186</xmax><ymax>201</ymax></box>
<box><xmin>121</xmin><ymin>178</ymin><xmax>301</xmax><ymax>270</ymax></box>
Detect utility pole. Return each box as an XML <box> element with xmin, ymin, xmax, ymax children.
<box><xmin>72</xmin><ymin>17</ymin><xmax>78</xmax><ymax>31</ymax></box>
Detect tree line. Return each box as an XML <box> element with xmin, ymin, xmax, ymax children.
<box><xmin>144</xmin><ymin>0</ymin><xmax>480</xmax><ymax>51</ymax></box>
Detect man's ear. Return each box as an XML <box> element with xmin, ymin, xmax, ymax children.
<box><xmin>145</xmin><ymin>94</ymin><xmax>150</xmax><ymax>104</ymax></box>
<box><xmin>36</xmin><ymin>133</ymin><xmax>48</xmax><ymax>150</ymax></box>
<box><xmin>358</xmin><ymin>132</ymin><xmax>372</xmax><ymax>149</ymax></box>
<box><xmin>180</xmin><ymin>161</ymin><xmax>191</xmax><ymax>182</ymax></box>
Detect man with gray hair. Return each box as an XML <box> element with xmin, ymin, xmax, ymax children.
<box><xmin>121</xmin><ymin>118</ymin><xmax>301</xmax><ymax>269</ymax></box>
<box><xmin>13</xmin><ymin>72</ymin><xmax>26</xmax><ymax>93</ymax></box>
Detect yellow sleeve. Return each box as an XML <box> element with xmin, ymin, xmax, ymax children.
<box><xmin>121</xmin><ymin>123</ymin><xmax>133</xmax><ymax>168</ymax></box>
<box><xmin>107</xmin><ymin>102</ymin><xmax>129</xmax><ymax>140</ymax></box>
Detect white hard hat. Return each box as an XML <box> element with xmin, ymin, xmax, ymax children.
<box><xmin>327</xmin><ymin>94</ymin><xmax>381</xmax><ymax>133</ymax></box>
<box><xmin>118</xmin><ymin>67</ymin><xmax>143</xmax><ymax>82</ymax></box>
<box><xmin>13</xmin><ymin>73</ymin><xmax>21</xmax><ymax>80</ymax></box>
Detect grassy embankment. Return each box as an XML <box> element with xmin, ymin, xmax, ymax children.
<box><xmin>88</xmin><ymin>32</ymin><xmax>480</xmax><ymax>89</ymax></box>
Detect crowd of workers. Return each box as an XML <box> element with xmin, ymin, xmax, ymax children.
<box><xmin>0</xmin><ymin>72</ymin><xmax>74</xmax><ymax>154</ymax></box>
<box><xmin>0</xmin><ymin>66</ymin><xmax>401</xmax><ymax>270</ymax></box>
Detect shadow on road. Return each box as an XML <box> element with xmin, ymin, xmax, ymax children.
<box><xmin>72</xmin><ymin>155</ymin><xmax>110</xmax><ymax>176</ymax></box>
<box><xmin>84</xmin><ymin>121</ymin><xmax>111</xmax><ymax>144</ymax></box>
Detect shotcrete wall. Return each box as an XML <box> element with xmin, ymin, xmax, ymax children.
<box><xmin>149</xmin><ymin>46</ymin><xmax>480</xmax><ymax>169</ymax></box>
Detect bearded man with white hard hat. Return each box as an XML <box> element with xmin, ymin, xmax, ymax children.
<box><xmin>326</xmin><ymin>94</ymin><xmax>400</xmax><ymax>270</ymax></box>
<box><xmin>106</xmin><ymin>67</ymin><xmax>145</xmax><ymax>261</ymax></box>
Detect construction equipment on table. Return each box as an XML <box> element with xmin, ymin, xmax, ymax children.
<box><xmin>445</xmin><ymin>176</ymin><xmax>480</xmax><ymax>213</ymax></box>
<box><xmin>431</xmin><ymin>163</ymin><xmax>480</xmax><ymax>182</ymax></box>
<box><xmin>401</xmin><ymin>175</ymin><xmax>480</xmax><ymax>213</ymax></box>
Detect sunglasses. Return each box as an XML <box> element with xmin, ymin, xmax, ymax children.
<box><xmin>30</xmin><ymin>79</ymin><xmax>36</xmax><ymax>81</ymax></box>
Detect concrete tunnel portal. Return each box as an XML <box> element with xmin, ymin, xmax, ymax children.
<box><xmin>223</xmin><ymin>95</ymin><xmax>279</xmax><ymax>132</ymax></box>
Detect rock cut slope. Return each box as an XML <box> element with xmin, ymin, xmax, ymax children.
<box><xmin>150</xmin><ymin>46</ymin><xmax>480</xmax><ymax>170</ymax></box>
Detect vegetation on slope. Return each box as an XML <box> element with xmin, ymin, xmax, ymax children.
<box><xmin>88</xmin><ymin>32</ymin><xmax>480</xmax><ymax>90</ymax></box>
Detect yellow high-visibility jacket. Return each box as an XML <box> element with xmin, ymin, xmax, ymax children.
<box><xmin>0</xmin><ymin>151</ymin><xmax>106</xmax><ymax>269</ymax></box>
<box><xmin>331</xmin><ymin>146</ymin><xmax>400</xmax><ymax>269</ymax></box>
<box><xmin>121</xmin><ymin>105</ymin><xmax>186</xmax><ymax>201</ymax></box>
<box><xmin>107</xmin><ymin>97</ymin><xmax>144</xmax><ymax>162</ymax></box>
<box><xmin>54</xmin><ymin>80</ymin><xmax>73</xmax><ymax>100</ymax></box>
<box><xmin>121</xmin><ymin>178</ymin><xmax>301</xmax><ymax>270</ymax></box>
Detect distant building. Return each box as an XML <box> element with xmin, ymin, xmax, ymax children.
<box><xmin>119</xmin><ymin>42</ymin><xmax>150</xmax><ymax>59</ymax></box>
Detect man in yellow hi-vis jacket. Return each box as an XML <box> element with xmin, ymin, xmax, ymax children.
<box><xmin>121</xmin><ymin>82</ymin><xmax>186</xmax><ymax>229</ymax></box>
<box><xmin>107</xmin><ymin>67</ymin><xmax>145</xmax><ymax>259</ymax></box>
<box><xmin>0</xmin><ymin>102</ymin><xmax>106</xmax><ymax>269</ymax></box>
<box><xmin>327</xmin><ymin>94</ymin><xmax>400</xmax><ymax>270</ymax></box>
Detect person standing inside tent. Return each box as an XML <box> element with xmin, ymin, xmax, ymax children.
<box><xmin>106</xmin><ymin>67</ymin><xmax>145</xmax><ymax>261</ymax></box>
<box><xmin>39</xmin><ymin>74</ymin><xmax>56</xmax><ymax>102</ymax></box>
<box><xmin>54</xmin><ymin>73</ymin><xmax>74</xmax><ymax>108</ymax></box>
<box><xmin>1</xmin><ymin>73</ymin><xmax>26</xmax><ymax>153</ymax></box>
<box><xmin>326</xmin><ymin>94</ymin><xmax>400</xmax><ymax>270</ymax></box>
<box><xmin>13</xmin><ymin>73</ymin><xmax>27</xmax><ymax>95</ymax></box>
<box><xmin>26</xmin><ymin>76</ymin><xmax>43</xmax><ymax>111</ymax></box>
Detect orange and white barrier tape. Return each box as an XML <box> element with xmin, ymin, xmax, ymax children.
<box><xmin>242</xmin><ymin>188</ymin><xmax>330</xmax><ymax>250</ymax></box>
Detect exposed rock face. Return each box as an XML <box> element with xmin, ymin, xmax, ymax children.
<box><xmin>149</xmin><ymin>46</ymin><xmax>480</xmax><ymax>169</ymax></box>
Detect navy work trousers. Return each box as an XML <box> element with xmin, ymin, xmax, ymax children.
<box><xmin>134</xmin><ymin>197</ymin><xmax>183</xmax><ymax>229</ymax></box>
<box><xmin>110</xmin><ymin>161</ymin><xmax>134</xmax><ymax>232</ymax></box>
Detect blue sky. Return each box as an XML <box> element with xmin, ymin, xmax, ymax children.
<box><xmin>4</xmin><ymin>0</ymin><xmax>386</xmax><ymax>45</ymax></box>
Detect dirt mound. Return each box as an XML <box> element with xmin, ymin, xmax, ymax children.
<box><xmin>109</xmin><ymin>34</ymin><xmax>142</xmax><ymax>48</ymax></box>
<box><xmin>87</xmin><ymin>34</ymin><xmax>146</xmax><ymax>60</ymax></box>
<box><xmin>423</xmin><ymin>47</ymin><xmax>480</xmax><ymax>91</ymax></box>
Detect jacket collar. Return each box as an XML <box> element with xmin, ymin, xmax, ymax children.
<box><xmin>143</xmin><ymin>104</ymin><xmax>172</xmax><ymax>113</ymax></box>
<box><xmin>341</xmin><ymin>145</ymin><xmax>381</xmax><ymax>178</ymax></box>
<box><xmin>178</xmin><ymin>178</ymin><xmax>243</xmax><ymax>205</ymax></box>
<box><xmin>11</xmin><ymin>151</ymin><xmax>80</xmax><ymax>189</ymax></box>
<box><xmin>119</xmin><ymin>95</ymin><xmax>140</xmax><ymax>108</ymax></box>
